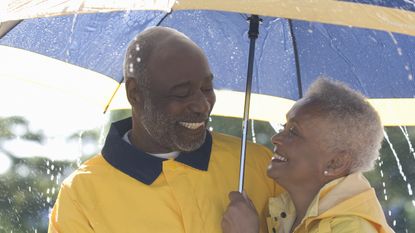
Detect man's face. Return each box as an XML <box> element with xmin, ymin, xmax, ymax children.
<box><xmin>139</xmin><ymin>42</ymin><xmax>216</xmax><ymax>152</ymax></box>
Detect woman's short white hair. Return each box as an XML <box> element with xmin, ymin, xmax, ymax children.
<box><xmin>303</xmin><ymin>77</ymin><xmax>384</xmax><ymax>172</ymax></box>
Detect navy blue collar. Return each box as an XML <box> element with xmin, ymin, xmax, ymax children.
<box><xmin>102</xmin><ymin>117</ymin><xmax>212</xmax><ymax>185</ymax></box>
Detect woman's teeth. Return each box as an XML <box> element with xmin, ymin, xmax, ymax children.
<box><xmin>272</xmin><ymin>154</ymin><xmax>288</xmax><ymax>162</ymax></box>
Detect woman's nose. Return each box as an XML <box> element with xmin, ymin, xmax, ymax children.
<box><xmin>271</xmin><ymin>133</ymin><xmax>282</xmax><ymax>145</ymax></box>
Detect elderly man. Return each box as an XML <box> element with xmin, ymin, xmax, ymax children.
<box><xmin>48</xmin><ymin>27</ymin><xmax>280</xmax><ymax>233</ymax></box>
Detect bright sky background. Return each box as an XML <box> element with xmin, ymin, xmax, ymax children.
<box><xmin>0</xmin><ymin>77</ymin><xmax>110</xmax><ymax>174</ymax></box>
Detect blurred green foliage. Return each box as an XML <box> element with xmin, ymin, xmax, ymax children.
<box><xmin>0</xmin><ymin>113</ymin><xmax>414</xmax><ymax>232</ymax></box>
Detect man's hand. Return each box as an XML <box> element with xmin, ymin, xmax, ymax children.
<box><xmin>221</xmin><ymin>191</ymin><xmax>259</xmax><ymax>233</ymax></box>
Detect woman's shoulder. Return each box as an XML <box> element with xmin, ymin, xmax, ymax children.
<box><xmin>320</xmin><ymin>215</ymin><xmax>379</xmax><ymax>233</ymax></box>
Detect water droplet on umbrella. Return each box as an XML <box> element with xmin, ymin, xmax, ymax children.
<box><xmin>136</xmin><ymin>57</ymin><xmax>141</xmax><ymax>63</ymax></box>
<box><xmin>397</xmin><ymin>47</ymin><xmax>403</xmax><ymax>56</ymax></box>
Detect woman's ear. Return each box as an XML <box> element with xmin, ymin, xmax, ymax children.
<box><xmin>324</xmin><ymin>152</ymin><xmax>352</xmax><ymax>177</ymax></box>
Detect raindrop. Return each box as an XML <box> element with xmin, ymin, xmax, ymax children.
<box><xmin>388</xmin><ymin>32</ymin><xmax>398</xmax><ymax>45</ymax></box>
<box><xmin>46</xmin><ymin>188</ymin><xmax>50</xmax><ymax>194</ymax></box>
<box><xmin>251</xmin><ymin>120</ymin><xmax>257</xmax><ymax>143</ymax></box>
<box><xmin>405</xmin><ymin>64</ymin><xmax>410</xmax><ymax>71</ymax></box>
<box><xmin>399</xmin><ymin>126</ymin><xmax>415</xmax><ymax>159</ymax></box>
<box><xmin>129</xmin><ymin>63</ymin><xmax>134</xmax><ymax>73</ymax></box>
<box><xmin>28</xmin><ymin>186</ymin><xmax>31</xmax><ymax>192</ymax></box>
<box><xmin>409</xmin><ymin>74</ymin><xmax>413</xmax><ymax>81</ymax></box>
<box><xmin>412</xmin><ymin>200</ymin><xmax>415</xmax><ymax>207</ymax></box>
<box><xmin>397</xmin><ymin>47</ymin><xmax>403</xmax><ymax>56</ymax></box>
<box><xmin>65</xmin><ymin>14</ymin><xmax>79</xmax><ymax>62</ymax></box>
<box><xmin>384</xmin><ymin>131</ymin><xmax>407</xmax><ymax>182</ymax></box>
<box><xmin>393</xmin><ymin>220</ymin><xmax>396</xmax><ymax>226</ymax></box>
<box><xmin>388</xmin><ymin>210</ymin><xmax>392</xmax><ymax>216</ymax></box>
<box><xmin>50</xmin><ymin>174</ymin><xmax>54</xmax><ymax>181</ymax></box>
<box><xmin>128</xmin><ymin>54</ymin><xmax>132</xmax><ymax>59</ymax></box>
<box><xmin>136</xmin><ymin>57</ymin><xmax>141</xmax><ymax>63</ymax></box>
<box><xmin>209</xmin><ymin>127</ymin><xmax>213</xmax><ymax>131</ymax></box>
<box><xmin>56</xmin><ymin>174</ymin><xmax>61</xmax><ymax>185</ymax></box>
<box><xmin>47</xmin><ymin>197</ymin><xmax>51</xmax><ymax>203</ymax></box>
<box><xmin>307</xmin><ymin>29</ymin><xmax>313</xmax><ymax>33</ymax></box>
<box><xmin>51</xmin><ymin>164</ymin><xmax>55</xmax><ymax>170</ymax></box>
<box><xmin>408</xmin><ymin>183</ymin><xmax>413</xmax><ymax>195</ymax></box>
<box><xmin>135</xmin><ymin>44</ymin><xmax>140</xmax><ymax>51</ymax></box>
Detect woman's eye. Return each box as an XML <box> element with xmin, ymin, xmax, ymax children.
<box><xmin>288</xmin><ymin>126</ymin><xmax>296</xmax><ymax>136</ymax></box>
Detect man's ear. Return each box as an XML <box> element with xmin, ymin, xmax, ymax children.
<box><xmin>125</xmin><ymin>78</ymin><xmax>142</xmax><ymax>107</ymax></box>
<box><xmin>324</xmin><ymin>152</ymin><xmax>352</xmax><ymax>177</ymax></box>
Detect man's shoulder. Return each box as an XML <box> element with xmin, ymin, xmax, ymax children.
<box><xmin>61</xmin><ymin>154</ymin><xmax>112</xmax><ymax>187</ymax></box>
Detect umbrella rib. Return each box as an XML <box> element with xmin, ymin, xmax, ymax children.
<box><xmin>156</xmin><ymin>11</ymin><xmax>173</xmax><ymax>26</ymax></box>
<box><xmin>0</xmin><ymin>20</ymin><xmax>21</xmax><ymax>39</ymax></box>
<box><xmin>288</xmin><ymin>19</ymin><xmax>303</xmax><ymax>99</ymax></box>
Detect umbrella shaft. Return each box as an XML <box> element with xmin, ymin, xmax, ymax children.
<box><xmin>239</xmin><ymin>15</ymin><xmax>260</xmax><ymax>193</ymax></box>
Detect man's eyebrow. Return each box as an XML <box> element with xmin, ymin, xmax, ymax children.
<box><xmin>170</xmin><ymin>74</ymin><xmax>214</xmax><ymax>91</ymax></box>
<box><xmin>170</xmin><ymin>81</ymin><xmax>191</xmax><ymax>91</ymax></box>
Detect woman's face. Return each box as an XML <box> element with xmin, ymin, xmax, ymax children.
<box><xmin>267</xmin><ymin>99</ymin><xmax>334</xmax><ymax>189</ymax></box>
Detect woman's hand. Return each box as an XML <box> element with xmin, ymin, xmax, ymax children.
<box><xmin>221</xmin><ymin>191</ymin><xmax>259</xmax><ymax>233</ymax></box>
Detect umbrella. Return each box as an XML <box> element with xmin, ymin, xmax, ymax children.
<box><xmin>1</xmin><ymin>0</ymin><xmax>415</xmax><ymax>195</ymax></box>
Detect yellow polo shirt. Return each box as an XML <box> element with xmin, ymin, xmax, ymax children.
<box><xmin>49</xmin><ymin>117</ymin><xmax>281</xmax><ymax>233</ymax></box>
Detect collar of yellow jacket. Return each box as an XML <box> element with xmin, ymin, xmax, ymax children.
<box><xmin>101</xmin><ymin>117</ymin><xmax>212</xmax><ymax>185</ymax></box>
<box><xmin>269</xmin><ymin>173</ymin><xmax>390</xmax><ymax>232</ymax></box>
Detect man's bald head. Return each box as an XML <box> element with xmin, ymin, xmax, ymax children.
<box><xmin>123</xmin><ymin>27</ymin><xmax>202</xmax><ymax>92</ymax></box>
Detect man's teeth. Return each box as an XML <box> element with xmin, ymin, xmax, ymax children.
<box><xmin>179</xmin><ymin>121</ymin><xmax>205</xmax><ymax>129</ymax></box>
<box><xmin>273</xmin><ymin>154</ymin><xmax>288</xmax><ymax>162</ymax></box>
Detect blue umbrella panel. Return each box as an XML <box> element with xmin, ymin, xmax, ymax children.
<box><xmin>1</xmin><ymin>10</ymin><xmax>414</xmax><ymax>102</ymax></box>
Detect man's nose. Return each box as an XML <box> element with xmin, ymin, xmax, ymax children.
<box><xmin>189</xmin><ymin>91</ymin><xmax>211</xmax><ymax>114</ymax></box>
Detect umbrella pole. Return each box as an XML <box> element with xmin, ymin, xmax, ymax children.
<box><xmin>238</xmin><ymin>15</ymin><xmax>260</xmax><ymax>193</ymax></box>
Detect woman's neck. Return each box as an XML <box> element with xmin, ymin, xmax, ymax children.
<box><xmin>287</xmin><ymin>185</ymin><xmax>322</xmax><ymax>232</ymax></box>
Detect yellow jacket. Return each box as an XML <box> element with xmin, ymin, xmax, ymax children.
<box><xmin>49</xmin><ymin>118</ymin><xmax>281</xmax><ymax>233</ymax></box>
<box><xmin>267</xmin><ymin>173</ymin><xmax>395</xmax><ymax>233</ymax></box>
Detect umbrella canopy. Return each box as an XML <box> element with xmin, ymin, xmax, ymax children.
<box><xmin>1</xmin><ymin>1</ymin><xmax>414</xmax><ymax>125</ymax></box>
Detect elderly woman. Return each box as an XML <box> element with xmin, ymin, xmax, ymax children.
<box><xmin>222</xmin><ymin>78</ymin><xmax>395</xmax><ymax>233</ymax></box>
